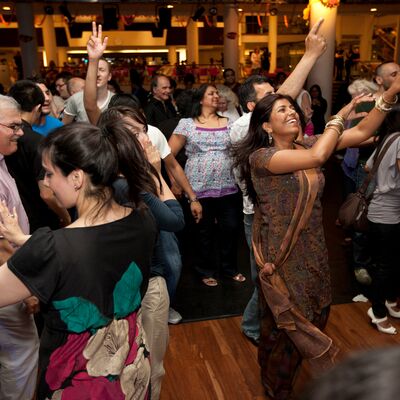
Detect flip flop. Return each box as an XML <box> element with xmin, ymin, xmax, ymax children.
<box><xmin>202</xmin><ymin>277</ymin><xmax>218</xmax><ymax>287</ymax></box>
<box><xmin>232</xmin><ymin>273</ymin><xmax>246</xmax><ymax>283</ymax></box>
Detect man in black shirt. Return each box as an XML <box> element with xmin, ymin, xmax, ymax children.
<box><xmin>145</xmin><ymin>74</ymin><xmax>177</xmax><ymax>127</ymax></box>
<box><xmin>6</xmin><ymin>80</ymin><xmax>71</xmax><ymax>232</ymax></box>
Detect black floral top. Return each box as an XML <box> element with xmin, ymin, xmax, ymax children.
<box><xmin>8</xmin><ymin>208</ymin><xmax>157</xmax><ymax>399</ymax></box>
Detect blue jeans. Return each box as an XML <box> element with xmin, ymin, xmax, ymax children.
<box><xmin>241</xmin><ymin>213</ymin><xmax>260</xmax><ymax>341</ymax></box>
<box><xmin>159</xmin><ymin>231</ymin><xmax>182</xmax><ymax>304</ymax></box>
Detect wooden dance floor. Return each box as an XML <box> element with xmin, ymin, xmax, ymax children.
<box><xmin>161</xmin><ymin>302</ymin><xmax>400</xmax><ymax>400</ymax></box>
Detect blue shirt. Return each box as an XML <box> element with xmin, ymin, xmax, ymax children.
<box><xmin>32</xmin><ymin>115</ymin><xmax>63</xmax><ymax>137</ymax></box>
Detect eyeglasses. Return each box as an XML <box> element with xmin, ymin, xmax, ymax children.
<box><xmin>0</xmin><ymin>123</ymin><xmax>23</xmax><ymax>133</ymax></box>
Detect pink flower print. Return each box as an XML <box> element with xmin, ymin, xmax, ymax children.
<box><xmin>46</xmin><ymin>332</ymin><xmax>90</xmax><ymax>391</ymax></box>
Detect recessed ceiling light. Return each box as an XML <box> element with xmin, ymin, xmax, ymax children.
<box><xmin>370</xmin><ymin>8</ymin><xmax>377</xmax><ymax>12</ymax></box>
<box><xmin>167</xmin><ymin>4</ymin><xmax>174</xmax><ymax>9</ymax></box>
<box><xmin>2</xmin><ymin>6</ymin><xmax>11</xmax><ymax>11</ymax></box>
<box><xmin>238</xmin><ymin>8</ymin><xmax>243</xmax><ymax>12</ymax></box>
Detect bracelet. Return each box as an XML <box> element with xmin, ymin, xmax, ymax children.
<box><xmin>325</xmin><ymin>120</ymin><xmax>344</xmax><ymax>134</ymax></box>
<box><xmin>382</xmin><ymin>93</ymin><xmax>398</xmax><ymax>105</ymax></box>
<box><xmin>326</xmin><ymin>125</ymin><xmax>343</xmax><ymax>138</ymax></box>
<box><xmin>329</xmin><ymin>114</ymin><xmax>345</xmax><ymax>124</ymax></box>
<box><xmin>375</xmin><ymin>95</ymin><xmax>392</xmax><ymax>113</ymax></box>
<box><xmin>188</xmin><ymin>197</ymin><xmax>199</xmax><ymax>204</ymax></box>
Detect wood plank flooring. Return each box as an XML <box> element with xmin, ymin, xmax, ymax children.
<box><xmin>161</xmin><ymin>302</ymin><xmax>400</xmax><ymax>400</ymax></box>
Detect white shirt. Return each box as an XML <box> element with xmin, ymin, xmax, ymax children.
<box><xmin>64</xmin><ymin>91</ymin><xmax>114</xmax><ymax>122</ymax></box>
<box><xmin>147</xmin><ymin>125</ymin><xmax>171</xmax><ymax>160</ymax></box>
<box><xmin>229</xmin><ymin>112</ymin><xmax>254</xmax><ymax>214</ymax></box>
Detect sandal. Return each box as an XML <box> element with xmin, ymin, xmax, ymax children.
<box><xmin>367</xmin><ymin>307</ymin><xmax>397</xmax><ymax>335</ymax></box>
<box><xmin>232</xmin><ymin>273</ymin><xmax>246</xmax><ymax>283</ymax></box>
<box><xmin>202</xmin><ymin>277</ymin><xmax>218</xmax><ymax>287</ymax></box>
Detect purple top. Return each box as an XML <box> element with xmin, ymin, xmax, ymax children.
<box><xmin>0</xmin><ymin>155</ymin><xmax>29</xmax><ymax>236</ymax></box>
<box><xmin>173</xmin><ymin>118</ymin><xmax>238</xmax><ymax>198</ymax></box>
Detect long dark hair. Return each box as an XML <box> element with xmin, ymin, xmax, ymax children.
<box><xmin>230</xmin><ymin>93</ymin><xmax>299</xmax><ymax>204</ymax></box>
<box><xmin>309</xmin><ymin>84</ymin><xmax>323</xmax><ymax>100</ymax></box>
<box><xmin>98</xmin><ymin>106</ymin><xmax>161</xmax><ymax>193</ymax></box>
<box><xmin>191</xmin><ymin>83</ymin><xmax>221</xmax><ymax>120</ymax></box>
<box><xmin>40</xmin><ymin>122</ymin><xmax>157</xmax><ymax>218</ymax></box>
<box><xmin>99</xmin><ymin>105</ymin><xmax>148</xmax><ymax>133</ymax></box>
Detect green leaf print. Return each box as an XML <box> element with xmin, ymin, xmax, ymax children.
<box><xmin>113</xmin><ymin>261</ymin><xmax>143</xmax><ymax>318</ymax></box>
<box><xmin>52</xmin><ymin>297</ymin><xmax>110</xmax><ymax>333</ymax></box>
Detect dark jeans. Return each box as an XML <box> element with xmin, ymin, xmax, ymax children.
<box><xmin>241</xmin><ymin>213</ymin><xmax>260</xmax><ymax>340</ymax></box>
<box><xmin>369</xmin><ymin>221</ymin><xmax>400</xmax><ymax>318</ymax></box>
<box><xmin>159</xmin><ymin>231</ymin><xmax>182</xmax><ymax>304</ymax></box>
<box><xmin>194</xmin><ymin>193</ymin><xmax>241</xmax><ymax>278</ymax></box>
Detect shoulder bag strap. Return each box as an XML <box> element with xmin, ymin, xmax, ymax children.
<box><xmin>358</xmin><ymin>132</ymin><xmax>400</xmax><ymax>195</ymax></box>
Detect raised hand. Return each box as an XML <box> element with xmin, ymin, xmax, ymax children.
<box><xmin>87</xmin><ymin>21</ymin><xmax>108</xmax><ymax>60</ymax></box>
<box><xmin>338</xmin><ymin>93</ymin><xmax>374</xmax><ymax>120</ymax></box>
<box><xmin>0</xmin><ymin>201</ymin><xmax>27</xmax><ymax>246</ymax></box>
<box><xmin>143</xmin><ymin>140</ymin><xmax>162</xmax><ymax>174</ymax></box>
<box><xmin>305</xmin><ymin>18</ymin><xmax>327</xmax><ymax>58</ymax></box>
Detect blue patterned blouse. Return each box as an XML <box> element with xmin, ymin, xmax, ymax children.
<box><xmin>173</xmin><ymin>117</ymin><xmax>238</xmax><ymax>199</ymax></box>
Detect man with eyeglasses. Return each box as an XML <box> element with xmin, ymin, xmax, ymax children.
<box><xmin>0</xmin><ymin>95</ymin><xmax>39</xmax><ymax>400</ymax></box>
<box><xmin>6</xmin><ymin>80</ymin><xmax>71</xmax><ymax>232</ymax></box>
<box><xmin>55</xmin><ymin>71</ymin><xmax>73</xmax><ymax>100</ymax></box>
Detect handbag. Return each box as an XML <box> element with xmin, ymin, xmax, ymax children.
<box><xmin>338</xmin><ymin>133</ymin><xmax>400</xmax><ymax>232</ymax></box>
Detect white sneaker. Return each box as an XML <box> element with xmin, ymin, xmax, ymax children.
<box><xmin>168</xmin><ymin>308</ymin><xmax>182</xmax><ymax>324</ymax></box>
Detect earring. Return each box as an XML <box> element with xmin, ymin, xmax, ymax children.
<box><xmin>268</xmin><ymin>131</ymin><xmax>273</xmax><ymax>142</ymax></box>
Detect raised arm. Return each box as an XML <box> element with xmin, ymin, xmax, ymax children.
<box><xmin>277</xmin><ymin>18</ymin><xmax>327</xmax><ymax>99</ymax></box>
<box><xmin>84</xmin><ymin>22</ymin><xmax>108</xmax><ymax>125</ymax></box>
<box><xmin>267</xmin><ymin>96</ymin><xmax>362</xmax><ymax>174</ymax></box>
<box><xmin>336</xmin><ymin>73</ymin><xmax>400</xmax><ymax>150</ymax></box>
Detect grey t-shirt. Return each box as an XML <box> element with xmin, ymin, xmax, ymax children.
<box><xmin>64</xmin><ymin>90</ymin><xmax>114</xmax><ymax>122</ymax></box>
<box><xmin>367</xmin><ymin>133</ymin><xmax>400</xmax><ymax>224</ymax></box>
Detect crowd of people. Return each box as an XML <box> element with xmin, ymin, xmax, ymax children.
<box><xmin>0</xmin><ymin>19</ymin><xmax>399</xmax><ymax>400</ymax></box>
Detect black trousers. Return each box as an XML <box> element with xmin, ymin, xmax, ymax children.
<box><xmin>369</xmin><ymin>221</ymin><xmax>400</xmax><ymax>318</ymax></box>
<box><xmin>194</xmin><ymin>193</ymin><xmax>241</xmax><ymax>278</ymax></box>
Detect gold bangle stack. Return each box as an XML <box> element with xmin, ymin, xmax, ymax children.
<box><xmin>375</xmin><ymin>94</ymin><xmax>397</xmax><ymax>113</ymax></box>
<box><xmin>325</xmin><ymin>114</ymin><xmax>345</xmax><ymax>137</ymax></box>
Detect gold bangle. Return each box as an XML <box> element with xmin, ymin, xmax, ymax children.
<box><xmin>382</xmin><ymin>93</ymin><xmax>398</xmax><ymax>105</ymax></box>
<box><xmin>325</xmin><ymin>125</ymin><xmax>343</xmax><ymax>138</ymax></box>
<box><xmin>375</xmin><ymin>95</ymin><xmax>392</xmax><ymax>113</ymax></box>
<box><xmin>326</xmin><ymin>120</ymin><xmax>344</xmax><ymax>131</ymax></box>
<box><xmin>329</xmin><ymin>114</ymin><xmax>345</xmax><ymax>124</ymax></box>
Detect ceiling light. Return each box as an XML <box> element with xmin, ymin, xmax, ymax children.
<box><xmin>167</xmin><ymin>4</ymin><xmax>174</xmax><ymax>9</ymax></box>
<box><xmin>370</xmin><ymin>8</ymin><xmax>377</xmax><ymax>12</ymax></box>
<box><xmin>2</xmin><ymin>6</ymin><xmax>11</xmax><ymax>11</ymax></box>
<box><xmin>238</xmin><ymin>8</ymin><xmax>243</xmax><ymax>12</ymax></box>
<box><xmin>209</xmin><ymin>7</ymin><xmax>218</xmax><ymax>16</ymax></box>
<box><xmin>270</xmin><ymin>8</ymin><xmax>278</xmax><ymax>16</ymax></box>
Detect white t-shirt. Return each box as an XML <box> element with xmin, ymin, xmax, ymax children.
<box><xmin>64</xmin><ymin>91</ymin><xmax>114</xmax><ymax>122</ymax></box>
<box><xmin>229</xmin><ymin>112</ymin><xmax>254</xmax><ymax>214</ymax></box>
<box><xmin>147</xmin><ymin>125</ymin><xmax>171</xmax><ymax>160</ymax></box>
<box><xmin>367</xmin><ymin>133</ymin><xmax>400</xmax><ymax>224</ymax></box>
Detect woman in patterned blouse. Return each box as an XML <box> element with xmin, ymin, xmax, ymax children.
<box><xmin>169</xmin><ymin>84</ymin><xmax>245</xmax><ymax>287</ymax></box>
